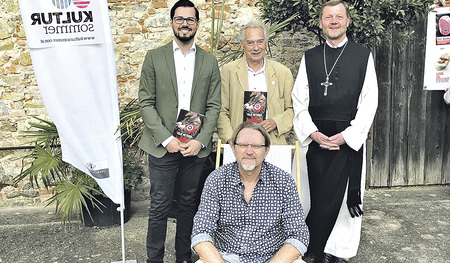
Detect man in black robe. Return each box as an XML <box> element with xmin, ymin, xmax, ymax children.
<box><xmin>292</xmin><ymin>1</ymin><xmax>378</xmax><ymax>262</ymax></box>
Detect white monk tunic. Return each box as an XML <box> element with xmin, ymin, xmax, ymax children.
<box><xmin>292</xmin><ymin>38</ymin><xmax>378</xmax><ymax>259</ymax></box>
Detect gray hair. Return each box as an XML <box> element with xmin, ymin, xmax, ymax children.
<box><xmin>240</xmin><ymin>20</ymin><xmax>269</xmax><ymax>41</ymax></box>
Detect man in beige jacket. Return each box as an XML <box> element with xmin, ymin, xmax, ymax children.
<box><xmin>217</xmin><ymin>21</ymin><xmax>294</xmax><ymax>145</ymax></box>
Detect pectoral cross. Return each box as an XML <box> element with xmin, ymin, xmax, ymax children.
<box><xmin>321</xmin><ymin>76</ymin><xmax>332</xmax><ymax>96</ymax></box>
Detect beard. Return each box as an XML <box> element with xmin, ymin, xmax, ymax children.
<box><xmin>240</xmin><ymin>158</ymin><xmax>257</xmax><ymax>172</ymax></box>
<box><xmin>173</xmin><ymin>26</ymin><xmax>197</xmax><ymax>43</ymax></box>
<box><xmin>323</xmin><ymin>27</ymin><xmax>347</xmax><ymax>41</ymax></box>
<box><xmin>241</xmin><ymin>162</ymin><xmax>257</xmax><ymax>172</ymax></box>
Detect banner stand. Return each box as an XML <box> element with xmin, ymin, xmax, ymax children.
<box><xmin>111</xmin><ymin>205</ymin><xmax>137</xmax><ymax>263</ymax></box>
<box><xmin>18</xmin><ymin>1</ymin><xmax>134</xmax><ymax>261</ymax></box>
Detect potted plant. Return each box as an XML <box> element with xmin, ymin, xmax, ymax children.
<box><xmin>15</xmin><ymin>114</ymin><xmax>144</xmax><ymax>226</ymax></box>
<box><xmin>47</xmin><ymin>154</ymin><xmax>143</xmax><ymax>227</ymax></box>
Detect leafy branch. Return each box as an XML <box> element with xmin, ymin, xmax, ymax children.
<box><xmin>258</xmin><ymin>0</ymin><xmax>434</xmax><ymax>46</ymax></box>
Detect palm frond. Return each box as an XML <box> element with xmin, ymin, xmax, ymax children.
<box><xmin>118</xmin><ymin>99</ymin><xmax>144</xmax><ymax>147</ymax></box>
<box><xmin>21</xmin><ymin>117</ymin><xmax>59</xmax><ymax>148</ymax></box>
<box><xmin>219</xmin><ymin>50</ymin><xmax>244</xmax><ymax>67</ymax></box>
<box><xmin>15</xmin><ymin>146</ymin><xmax>68</xmax><ymax>188</ymax></box>
<box><xmin>45</xmin><ymin>179</ymin><xmax>104</xmax><ymax>225</ymax></box>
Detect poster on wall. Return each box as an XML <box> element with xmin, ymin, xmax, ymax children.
<box><xmin>18</xmin><ymin>0</ymin><xmax>124</xmax><ymax>206</ymax></box>
<box><xmin>424</xmin><ymin>1</ymin><xmax>450</xmax><ymax>90</ymax></box>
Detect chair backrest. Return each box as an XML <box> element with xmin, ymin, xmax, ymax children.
<box><xmin>215</xmin><ymin>139</ymin><xmax>301</xmax><ymax>198</ymax></box>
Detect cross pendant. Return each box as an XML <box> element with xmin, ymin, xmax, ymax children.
<box><xmin>321</xmin><ymin>76</ymin><xmax>333</xmax><ymax>96</ymax></box>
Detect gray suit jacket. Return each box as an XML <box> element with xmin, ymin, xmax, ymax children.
<box><xmin>138</xmin><ymin>42</ymin><xmax>221</xmax><ymax>158</ymax></box>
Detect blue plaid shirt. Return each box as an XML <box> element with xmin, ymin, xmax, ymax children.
<box><xmin>191</xmin><ymin>161</ymin><xmax>309</xmax><ymax>263</ymax></box>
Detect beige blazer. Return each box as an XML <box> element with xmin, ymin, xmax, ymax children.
<box><xmin>217</xmin><ymin>57</ymin><xmax>294</xmax><ymax>145</ymax></box>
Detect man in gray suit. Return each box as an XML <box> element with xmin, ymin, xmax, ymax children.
<box><xmin>138</xmin><ymin>0</ymin><xmax>221</xmax><ymax>262</ymax></box>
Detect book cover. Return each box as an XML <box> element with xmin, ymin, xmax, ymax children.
<box><xmin>173</xmin><ymin>109</ymin><xmax>204</xmax><ymax>143</ymax></box>
<box><xmin>243</xmin><ymin>91</ymin><xmax>267</xmax><ymax>123</ymax></box>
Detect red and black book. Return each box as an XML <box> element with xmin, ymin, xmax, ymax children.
<box><xmin>173</xmin><ymin>109</ymin><xmax>204</xmax><ymax>143</ymax></box>
<box><xmin>243</xmin><ymin>91</ymin><xmax>267</xmax><ymax>123</ymax></box>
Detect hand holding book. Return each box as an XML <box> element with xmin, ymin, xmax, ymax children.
<box><xmin>260</xmin><ymin>119</ymin><xmax>277</xmax><ymax>132</ymax></box>
<box><xmin>173</xmin><ymin>109</ymin><xmax>204</xmax><ymax>144</ymax></box>
<box><xmin>180</xmin><ymin>140</ymin><xmax>202</xmax><ymax>157</ymax></box>
<box><xmin>243</xmin><ymin>91</ymin><xmax>267</xmax><ymax>123</ymax></box>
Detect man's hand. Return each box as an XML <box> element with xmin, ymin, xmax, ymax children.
<box><xmin>194</xmin><ymin>242</ymin><xmax>225</xmax><ymax>263</ymax></box>
<box><xmin>260</xmin><ymin>119</ymin><xmax>277</xmax><ymax>132</ymax></box>
<box><xmin>180</xmin><ymin>139</ymin><xmax>202</xmax><ymax>157</ymax></box>
<box><xmin>268</xmin><ymin>244</ymin><xmax>301</xmax><ymax>263</ymax></box>
<box><xmin>310</xmin><ymin>131</ymin><xmax>343</xmax><ymax>150</ymax></box>
<box><xmin>165</xmin><ymin>138</ymin><xmax>185</xmax><ymax>153</ymax></box>
<box><xmin>328</xmin><ymin>133</ymin><xmax>345</xmax><ymax>146</ymax></box>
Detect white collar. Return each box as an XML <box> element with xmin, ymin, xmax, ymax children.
<box><xmin>326</xmin><ymin>37</ymin><xmax>348</xmax><ymax>48</ymax></box>
<box><xmin>247</xmin><ymin>58</ymin><xmax>266</xmax><ymax>74</ymax></box>
<box><xmin>172</xmin><ymin>39</ymin><xmax>196</xmax><ymax>53</ymax></box>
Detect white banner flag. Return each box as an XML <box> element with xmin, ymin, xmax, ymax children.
<box><xmin>19</xmin><ymin>0</ymin><xmax>124</xmax><ymax>205</ymax></box>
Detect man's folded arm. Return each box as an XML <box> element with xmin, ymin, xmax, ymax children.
<box><xmin>192</xmin><ymin>236</ymin><xmax>225</xmax><ymax>263</ymax></box>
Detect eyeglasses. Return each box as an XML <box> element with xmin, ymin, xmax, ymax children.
<box><xmin>245</xmin><ymin>39</ymin><xmax>265</xmax><ymax>47</ymax></box>
<box><xmin>173</xmin><ymin>16</ymin><xmax>198</xmax><ymax>25</ymax></box>
<box><xmin>234</xmin><ymin>143</ymin><xmax>266</xmax><ymax>150</ymax></box>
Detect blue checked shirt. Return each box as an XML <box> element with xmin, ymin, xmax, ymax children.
<box><xmin>191</xmin><ymin>161</ymin><xmax>309</xmax><ymax>263</ymax></box>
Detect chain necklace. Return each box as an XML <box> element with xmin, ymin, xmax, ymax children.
<box><xmin>321</xmin><ymin>41</ymin><xmax>348</xmax><ymax>96</ymax></box>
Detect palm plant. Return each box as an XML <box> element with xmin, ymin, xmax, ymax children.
<box><xmin>46</xmin><ymin>170</ymin><xmax>105</xmax><ymax>224</ymax></box>
<box><xmin>16</xmin><ymin>117</ymin><xmax>68</xmax><ymax>187</ymax></box>
<box><xmin>15</xmin><ymin>116</ymin><xmax>143</xmax><ymax>225</ymax></box>
<box><xmin>210</xmin><ymin>0</ymin><xmax>225</xmax><ymax>56</ymax></box>
<box><xmin>14</xmin><ymin>118</ymin><xmax>106</xmax><ymax>224</ymax></box>
<box><xmin>118</xmin><ymin>98</ymin><xmax>144</xmax><ymax>148</ymax></box>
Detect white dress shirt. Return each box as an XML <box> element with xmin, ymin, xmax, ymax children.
<box><xmin>247</xmin><ymin>59</ymin><xmax>268</xmax><ymax>118</ymax></box>
<box><xmin>247</xmin><ymin>59</ymin><xmax>267</xmax><ymax>92</ymax></box>
<box><xmin>162</xmin><ymin>40</ymin><xmax>196</xmax><ymax>147</ymax></box>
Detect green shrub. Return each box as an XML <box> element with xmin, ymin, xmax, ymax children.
<box><xmin>258</xmin><ymin>0</ymin><xmax>434</xmax><ymax>46</ymax></box>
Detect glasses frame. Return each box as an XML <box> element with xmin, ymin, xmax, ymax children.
<box><xmin>234</xmin><ymin>143</ymin><xmax>266</xmax><ymax>150</ymax></box>
<box><xmin>173</xmin><ymin>16</ymin><xmax>198</xmax><ymax>25</ymax></box>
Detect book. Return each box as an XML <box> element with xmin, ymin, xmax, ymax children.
<box><xmin>173</xmin><ymin>109</ymin><xmax>204</xmax><ymax>143</ymax></box>
<box><xmin>243</xmin><ymin>91</ymin><xmax>267</xmax><ymax>123</ymax></box>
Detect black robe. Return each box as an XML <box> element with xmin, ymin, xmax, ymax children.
<box><xmin>304</xmin><ymin>40</ymin><xmax>369</xmax><ymax>254</ymax></box>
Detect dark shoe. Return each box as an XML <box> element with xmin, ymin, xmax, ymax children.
<box><xmin>334</xmin><ymin>257</ymin><xmax>348</xmax><ymax>263</ymax></box>
<box><xmin>176</xmin><ymin>261</ymin><xmax>192</xmax><ymax>263</ymax></box>
<box><xmin>302</xmin><ymin>253</ymin><xmax>316</xmax><ymax>263</ymax></box>
<box><xmin>322</xmin><ymin>253</ymin><xmax>334</xmax><ymax>263</ymax></box>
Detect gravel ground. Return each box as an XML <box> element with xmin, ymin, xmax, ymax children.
<box><xmin>0</xmin><ymin>185</ymin><xmax>449</xmax><ymax>263</ymax></box>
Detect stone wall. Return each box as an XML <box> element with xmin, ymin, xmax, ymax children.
<box><xmin>0</xmin><ymin>0</ymin><xmax>318</xmax><ymax>207</ymax></box>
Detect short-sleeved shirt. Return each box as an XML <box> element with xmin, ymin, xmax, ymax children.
<box><xmin>191</xmin><ymin>161</ymin><xmax>309</xmax><ymax>263</ymax></box>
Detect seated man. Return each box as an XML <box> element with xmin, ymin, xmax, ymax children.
<box><xmin>191</xmin><ymin>122</ymin><xmax>309</xmax><ymax>263</ymax></box>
